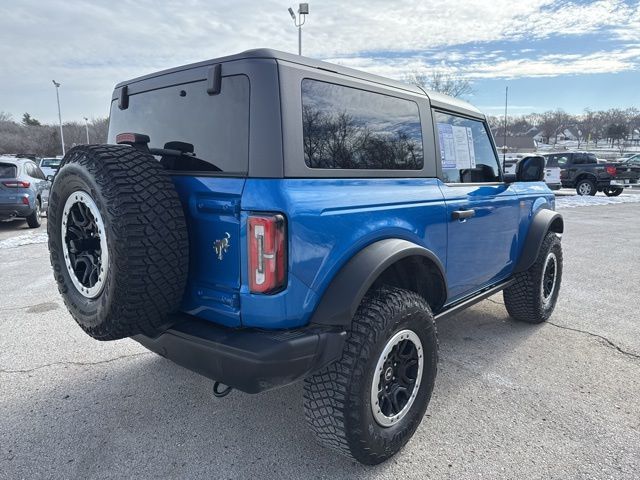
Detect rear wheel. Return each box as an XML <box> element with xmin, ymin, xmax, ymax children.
<box><xmin>604</xmin><ymin>187</ymin><xmax>623</xmax><ymax>197</ymax></box>
<box><xmin>47</xmin><ymin>145</ymin><xmax>189</xmax><ymax>340</ymax></box>
<box><xmin>26</xmin><ymin>199</ymin><xmax>42</xmax><ymax>228</ymax></box>
<box><xmin>303</xmin><ymin>287</ymin><xmax>438</xmax><ymax>465</ymax></box>
<box><xmin>576</xmin><ymin>178</ymin><xmax>596</xmax><ymax>196</ymax></box>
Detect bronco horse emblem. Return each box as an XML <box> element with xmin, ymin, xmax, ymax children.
<box><xmin>213</xmin><ymin>232</ymin><xmax>231</xmax><ymax>260</ymax></box>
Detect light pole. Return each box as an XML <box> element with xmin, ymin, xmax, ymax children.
<box><xmin>288</xmin><ymin>3</ymin><xmax>309</xmax><ymax>55</ymax></box>
<box><xmin>52</xmin><ymin>80</ymin><xmax>65</xmax><ymax>156</ymax></box>
<box><xmin>83</xmin><ymin>117</ymin><xmax>90</xmax><ymax>144</ymax></box>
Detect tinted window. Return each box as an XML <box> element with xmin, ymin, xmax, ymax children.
<box><xmin>0</xmin><ymin>163</ymin><xmax>17</xmax><ymax>178</ymax></box>
<box><xmin>556</xmin><ymin>155</ymin><xmax>569</xmax><ymax>167</ymax></box>
<box><xmin>24</xmin><ymin>163</ymin><xmax>37</xmax><ymax>178</ymax></box>
<box><xmin>586</xmin><ymin>154</ymin><xmax>597</xmax><ymax>164</ymax></box>
<box><xmin>108</xmin><ymin>75</ymin><xmax>250</xmax><ymax>173</ymax></box>
<box><xmin>435</xmin><ymin>112</ymin><xmax>500</xmax><ymax>183</ymax></box>
<box><xmin>301</xmin><ymin>79</ymin><xmax>423</xmax><ymax>170</ymax></box>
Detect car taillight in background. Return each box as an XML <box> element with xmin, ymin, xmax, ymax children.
<box><xmin>248</xmin><ymin>214</ymin><xmax>287</xmax><ymax>294</ymax></box>
<box><xmin>2</xmin><ymin>180</ymin><xmax>30</xmax><ymax>188</ymax></box>
<box><xmin>605</xmin><ymin>165</ymin><xmax>617</xmax><ymax>176</ymax></box>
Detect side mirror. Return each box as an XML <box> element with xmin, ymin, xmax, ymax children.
<box><xmin>46</xmin><ymin>175</ymin><xmax>54</xmax><ymax>182</ymax></box>
<box><xmin>515</xmin><ymin>155</ymin><xmax>545</xmax><ymax>182</ymax></box>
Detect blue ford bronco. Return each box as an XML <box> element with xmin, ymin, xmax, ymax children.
<box><xmin>48</xmin><ymin>49</ymin><xmax>563</xmax><ymax>464</ymax></box>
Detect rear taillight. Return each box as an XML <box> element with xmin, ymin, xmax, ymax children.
<box><xmin>605</xmin><ymin>165</ymin><xmax>617</xmax><ymax>176</ymax></box>
<box><xmin>2</xmin><ymin>180</ymin><xmax>30</xmax><ymax>188</ymax></box>
<box><xmin>248</xmin><ymin>214</ymin><xmax>287</xmax><ymax>294</ymax></box>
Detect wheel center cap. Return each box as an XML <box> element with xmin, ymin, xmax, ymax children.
<box><xmin>384</xmin><ymin>366</ymin><xmax>393</xmax><ymax>382</ymax></box>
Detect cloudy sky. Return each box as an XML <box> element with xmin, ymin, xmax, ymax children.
<box><xmin>1</xmin><ymin>0</ymin><xmax>639</xmax><ymax>124</ymax></box>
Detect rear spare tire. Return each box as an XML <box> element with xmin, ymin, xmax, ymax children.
<box><xmin>47</xmin><ymin>145</ymin><xmax>189</xmax><ymax>340</ymax></box>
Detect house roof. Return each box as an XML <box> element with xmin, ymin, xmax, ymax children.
<box><xmin>495</xmin><ymin>136</ymin><xmax>536</xmax><ymax>149</ymax></box>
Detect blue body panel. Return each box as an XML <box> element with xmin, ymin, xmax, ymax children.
<box><xmin>171</xmin><ymin>175</ymin><xmax>554</xmax><ymax>330</ymax></box>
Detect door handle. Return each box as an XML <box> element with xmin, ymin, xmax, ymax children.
<box><xmin>452</xmin><ymin>209</ymin><xmax>475</xmax><ymax>220</ymax></box>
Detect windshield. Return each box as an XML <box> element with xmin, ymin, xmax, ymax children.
<box><xmin>0</xmin><ymin>163</ymin><xmax>17</xmax><ymax>178</ymax></box>
<box><xmin>40</xmin><ymin>158</ymin><xmax>61</xmax><ymax>168</ymax></box>
<box><xmin>108</xmin><ymin>75</ymin><xmax>250</xmax><ymax>174</ymax></box>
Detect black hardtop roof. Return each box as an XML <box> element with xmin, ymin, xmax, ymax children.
<box><xmin>114</xmin><ymin>48</ymin><xmax>483</xmax><ymax>118</ymax></box>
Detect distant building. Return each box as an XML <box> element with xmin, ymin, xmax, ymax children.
<box><xmin>495</xmin><ymin>136</ymin><xmax>537</xmax><ymax>153</ymax></box>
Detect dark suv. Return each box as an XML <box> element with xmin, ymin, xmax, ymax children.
<box><xmin>47</xmin><ymin>49</ymin><xmax>564</xmax><ymax>465</ymax></box>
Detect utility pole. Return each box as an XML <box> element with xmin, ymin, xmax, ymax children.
<box><xmin>288</xmin><ymin>3</ymin><xmax>309</xmax><ymax>55</ymax></box>
<box><xmin>503</xmin><ymin>86</ymin><xmax>508</xmax><ymax>170</ymax></box>
<box><xmin>83</xmin><ymin>117</ymin><xmax>90</xmax><ymax>144</ymax></box>
<box><xmin>52</xmin><ymin>80</ymin><xmax>65</xmax><ymax>156</ymax></box>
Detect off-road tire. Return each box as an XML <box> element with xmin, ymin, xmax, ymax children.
<box><xmin>504</xmin><ymin>232</ymin><xmax>562</xmax><ymax>323</ymax></box>
<box><xmin>47</xmin><ymin>145</ymin><xmax>189</xmax><ymax>340</ymax></box>
<box><xmin>576</xmin><ymin>178</ymin><xmax>596</xmax><ymax>196</ymax></box>
<box><xmin>303</xmin><ymin>287</ymin><xmax>438</xmax><ymax>465</ymax></box>
<box><xmin>604</xmin><ymin>187</ymin><xmax>623</xmax><ymax>197</ymax></box>
<box><xmin>26</xmin><ymin>199</ymin><xmax>41</xmax><ymax>228</ymax></box>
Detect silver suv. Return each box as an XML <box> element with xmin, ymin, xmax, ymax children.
<box><xmin>0</xmin><ymin>156</ymin><xmax>49</xmax><ymax>228</ymax></box>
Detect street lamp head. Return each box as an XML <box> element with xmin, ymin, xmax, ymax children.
<box><xmin>52</xmin><ymin>80</ymin><xmax>60</xmax><ymax>88</ymax></box>
<box><xmin>298</xmin><ymin>3</ymin><xmax>309</xmax><ymax>15</ymax></box>
<box><xmin>83</xmin><ymin>117</ymin><xmax>89</xmax><ymax>122</ymax></box>
<box><xmin>288</xmin><ymin>7</ymin><xmax>296</xmax><ymax>19</ymax></box>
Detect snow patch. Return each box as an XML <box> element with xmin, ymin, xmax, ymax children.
<box><xmin>0</xmin><ymin>232</ymin><xmax>49</xmax><ymax>249</ymax></box>
<box><xmin>556</xmin><ymin>194</ymin><xmax>640</xmax><ymax>209</ymax></box>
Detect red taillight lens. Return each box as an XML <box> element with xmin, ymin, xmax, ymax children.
<box><xmin>21</xmin><ymin>196</ymin><xmax>30</xmax><ymax>205</ymax></box>
<box><xmin>2</xmin><ymin>180</ymin><xmax>30</xmax><ymax>188</ymax></box>
<box><xmin>248</xmin><ymin>214</ymin><xmax>287</xmax><ymax>294</ymax></box>
<box><xmin>605</xmin><ymin>165</ymin><xmax>617</xmax><ymax>176</ymax></box>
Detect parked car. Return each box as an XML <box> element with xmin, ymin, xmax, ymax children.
<box><xmin>38</xmin><ymin>157</ymin><xmax>62</xmax><ymax>179</ymax></box>
<box><xmin>0</xmin><ymin>156</ymin><xmax>49</xmax><ymax>227</ymax></box>
<box><xmin>556</xmin><ymin>151</ymin><xmax>637</xmax><ymax>196</ymax></box>
<box><xmin>47</xmin><ymin>49</ymin><xmax>564</xmax><ymax>465</ymax></box>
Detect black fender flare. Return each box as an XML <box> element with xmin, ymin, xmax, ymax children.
<box><xmin>310</xmin><ymin>239</ymin><xmax>447</xmax><ymax>327</ymax></box>
<box><xmin>514</xmin><ymin>209</ymin><xmax>564</xmax><ymax>273</ymax></box>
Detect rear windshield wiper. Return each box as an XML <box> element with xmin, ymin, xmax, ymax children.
<box><xmin>115</xmin><ymin>133</ymin><xmax>222</xmax><ymax>172</ymax></box>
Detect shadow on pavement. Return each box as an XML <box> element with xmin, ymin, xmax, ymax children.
<box><xmin>1</xmin><ymin>303</ymin><xmax>540</xmax><ymax>478</ymax></box>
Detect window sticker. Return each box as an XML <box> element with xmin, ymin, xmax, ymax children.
<box><xmin>437</xmin><ymin>123</ymin><xmax>476</xmax><ymax>169</ymax></box>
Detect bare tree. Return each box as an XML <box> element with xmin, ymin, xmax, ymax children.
<box><xmin>407</xmin><ymin>70</ymin><xmax>473</xmax><ymax>98</ymax></box>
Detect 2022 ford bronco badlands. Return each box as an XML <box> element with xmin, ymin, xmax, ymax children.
<box><xmin>48</xmin><ymin>49</ymin><xmax>563</xmax><ymax>464</ymax></box>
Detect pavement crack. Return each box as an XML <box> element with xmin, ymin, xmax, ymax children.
<box><xmin>547</xmin><ymin>322</ymin><xmax>640</xmax><ymax>360</ymax></box>
<box><xmin>0</xmin><ymin>352</ymin><xmax>152</xmax><ymax>374</ymax></box>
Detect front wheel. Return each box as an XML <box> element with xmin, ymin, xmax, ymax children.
<box><xmin>604</xmin><ymin>187</ymin><xmax>623</xmax><ymax>197</ymax></box>
<box><xmin>504</xmin><ymin>232</ymin><xmax>562</xmax><ymax>323</ymax></box>
<box><xmin>303</xmin><ymin>287</ymin><xmax>438</xmax><ymax>465</ymax></box>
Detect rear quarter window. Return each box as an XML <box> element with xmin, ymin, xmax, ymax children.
<box><xmin>0</xmin><ymin>163</ymin><xmax>17</xmax><ymax>178</ymax></box>
<box><xmin>301</xmin><ymin>79</ymin><xmax>423</xmax><ymax>170</ymax></box>
<box><xmin>108</xmin><ymin>75</ymin><xmax>250</xmax><ymax>174</ymax></box>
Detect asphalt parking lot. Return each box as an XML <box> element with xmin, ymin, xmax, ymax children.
<box><xmin>1</xmin><ymin>198</ymin><xmax>639</xmax><ymax>479</ymax></box>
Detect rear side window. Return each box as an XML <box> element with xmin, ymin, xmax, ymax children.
<box><xmin>435</xmin><ymin>111</ymin><xmax>500</xmax><ymax>183</ymax></box>
<box><xmin>301</xmin><ymin>79</ymin><xmax>423</xmax><ymax>170</ymax></box>
<box><xmin>108</xmin><ymin>75</ymin><xmax>250</xmax><ymax>174</ymax></box>
<box><xmin>0</xmin><ymin>163</ymin><xmax>17</xmax><ymax>178</ymax></box>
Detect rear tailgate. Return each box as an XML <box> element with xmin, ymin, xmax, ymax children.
<box><xmin>0</xmin><ymin>163</ymin><xmax>23</xmax><ymax>207</ymax></box>
<box><xmin>609</xmin><ymin>163</ymin><xmax>640</xmax><ymax>186</ymax></box>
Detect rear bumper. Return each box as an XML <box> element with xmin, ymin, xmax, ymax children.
<box><xmin>0</xmin><ymin>204</ymin><xmax>32</xmax><ymax>219</ymax></box>
<box><xmin>611</xmin><ymin>179</ymin><xmax>638</xmax><ymax>187</ymax></box>
<box><xmin>133</xmin><ymin>315</ymin><xmax>346</xmax><ymax>394</ymax></box>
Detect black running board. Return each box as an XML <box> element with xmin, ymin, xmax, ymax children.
<box><xmin>434</xmin><ymin>279</ymin><xmax>514</xmax><ymax>321</ymax></box>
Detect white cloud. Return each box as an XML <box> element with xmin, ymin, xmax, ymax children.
<box><xmin>0</xmin><ymin>0</ymin><xmax>638</xmax><ymax>121</ymax></box>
